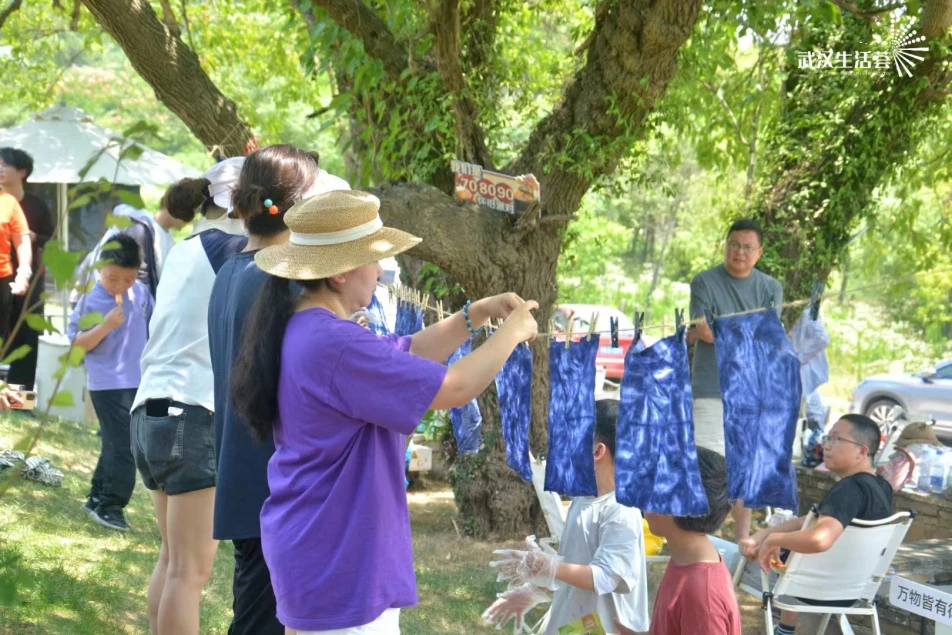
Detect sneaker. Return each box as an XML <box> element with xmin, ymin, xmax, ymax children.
<box><xmin>81</xmin><ymin>497</ymin><xmax>99</xmax><ymax>515</ymax></box>
<box><xmin>91</xmin><ymin>508</ymin><xmax>130</xmax><ymax>532</ymax></box>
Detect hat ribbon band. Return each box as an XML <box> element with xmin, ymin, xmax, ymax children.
<box><xmin>288</xmin><ymin>216</ymin><xmax>383</xmax><ymax>246</ymax></box>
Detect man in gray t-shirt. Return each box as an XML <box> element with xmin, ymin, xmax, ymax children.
<box><xmin>687</xmin><ymin>218</ymin><xmax>783</xmax><ymax>540</ymax></box>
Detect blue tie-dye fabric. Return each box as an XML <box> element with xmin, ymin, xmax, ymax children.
<box><xmin>495</xmin><ymin>343</ymin><xmax>533</xmax><ymax>482</ymax></box>
<box><xmin>545</xmin><ymin>336</ymin><xmax>599</xmax><ymax>497</ymax></box>
<box><xmin>394</xmin><ymin>299</ymin><xmax>424</xmax><ymax>336</ymax></box>
<box><xmin>713</xmin><ymin>311</ymin><xmax>801</xmax><ymax>510</ymax></box>
<box><xmin>615</xmin><ymin>328</ymin><xmax>709</xmax><ymax>516</ymax></box>
<box><xmin>446</xmin><ymin>339</ymin><xmax>483</xmax><ymax>454</ymax></box>
<box><xmin>367</xmin><ymin>295</ymin><xmax>391</xmax><ymax>336</ymax></box>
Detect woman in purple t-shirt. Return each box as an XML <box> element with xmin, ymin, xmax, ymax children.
<box><xmin>231</xmin><ymin>189</ymin><xmax>539</xmax><ymax>634</ymax></box>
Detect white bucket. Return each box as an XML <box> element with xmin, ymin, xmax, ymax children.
<box><xmin>35</xmin><ymin>334</ymin><xmax>87</xmax><ymax>423</ymax></box>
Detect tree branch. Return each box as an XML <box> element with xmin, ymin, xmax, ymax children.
<box><xmin>371</xmin><ymin>181</ymin><xmax>509</xmax><ymax>291</ymax></box>
<box><xmin>460</xmin><ymin>0</ymin><xmax>498</xmax><ymax>72</ymax></box>
<box><xmin>158</xmin><ymin>0</ymin><xmax>179</xmax><ymax>34</ymax></box>
<box><xmin>69</xmin><ymin>0</ymin><xmax>81</xmax><ymax>30</ymax></box>
<box><xmin>701</xmin><ymin>80</ymin><xmax>748</xmax><ymax>147</ymax></box>
<box><xmin>81</xmin><ymin>0</ymin><xmax>254</xmax><ymax>157</ymax></box>
<box><xmin>829</xmin><ymin>0</ymin><xmax>905</xmax><ymax>21</ymax></box>
<box><xmin>505</xmin><ymin>0</ymin><xmax>703</xmax><ymax>220</ymax></box>
<box><xmin>432</xmin><ymin>0</ymin><xmax>495</xmax><ymax>168</ymax></box>
<box><xmin>0</xmin><ymin>0</ymin><xmax>23</xmax><ymax>31</ymax></box>
<box><xmin>292</xmin><ymin>0</ymin><xmax>411</xmax><ymax>78</ymax></box>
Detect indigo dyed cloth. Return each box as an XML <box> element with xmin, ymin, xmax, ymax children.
<box><xmin>446</xmin><ymin>339</ymin><xmax>483</xmax><ymax>454</ymax></box>
<box><xmin>615</xmin><ymin>328</ymin><xmax>709</xmax><ymax>516</ymax></box>
<box><xmin>545</xmin><ymin>336</ymin><xmax>598</xmax><ymax>497</ymax></box>
<box><xmin>367</xmin><ymin>294</ymin><xmax>391</xmax><ymax>336</ymax></box>
<box><xmin>394</xmin><ymin>299</ymin><xmax>424</xmax><ymax>336</ymax></box>
<box><xmin>495</xmin><ymin>343</ymin><xmax>533</xmax><ymax>481</ymax></box>
<box><xmin>713</xmin><ymin>311</ymin><xmax>801</xmax><ymax>510</ymax></box>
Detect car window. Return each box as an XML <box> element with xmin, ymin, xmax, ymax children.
<box><xmin>936</xmin><ymin>364</ymin><xmax>952</xmax><ymax>380</ymax></box>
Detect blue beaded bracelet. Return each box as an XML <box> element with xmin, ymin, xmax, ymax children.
<box><xmin>462</xmin><ymin>300</ymin><xmax>478</xmax><ymax>334</ymax></box>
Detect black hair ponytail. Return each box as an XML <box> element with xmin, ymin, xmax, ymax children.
<box><xmin>232</xmin><ymin>276</ymin><xmax>297</xmax><ymax>443</ymax></box>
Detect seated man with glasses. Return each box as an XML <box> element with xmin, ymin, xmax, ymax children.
<box><xmin>738</xmin><ymin>414</ymin><xmax>893</xmax><ymax>635</ymax></box>
<box><xmin>687</xmin><ymin>218</ymin><xmax>783</xmax><ymax>541</ymax></box>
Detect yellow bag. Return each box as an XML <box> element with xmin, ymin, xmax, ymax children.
<box><xmin>643</xmin><ymin>519</ymin><xmax>664</xmax><ymax>556</ymax></box>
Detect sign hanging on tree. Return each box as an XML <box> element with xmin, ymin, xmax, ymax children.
<box><xmin>451</xmin><ymin>160</ymin><xmax>540</xmax><ymax>214</ymax></box>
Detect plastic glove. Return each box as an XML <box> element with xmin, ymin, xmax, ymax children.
<box><xmin>490</xmin><ymin>535</ymin><xmax>563</xmax><ymax>590</ymax></box>
<box><xmin>482</xmin><ymin>583</ymin><xmax>550</xmax><ymax>634</ymax></box>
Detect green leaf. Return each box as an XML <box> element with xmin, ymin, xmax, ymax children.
<box><xmin>66</xmin><ymin>346</ymin><xmax>86</xmax><ymax>366</ymax></box>
<box><xmin>25</xmin><ymin>314</ymin><xmax>56</xmax><ymax>334</ymax></box>
<box><xmin>113</xmin><ymin>190</ymin><xmax>145</xmax><ymax>209</ymax></box>
<box><xmin>50</xmin><ymin>390</ymin><xmax>75</xmax><ymax>407</ymax></box>
<box><xmin>42</xmin><ymin>240</ymin><xmax>84</xmax><ymax>288</ymax></box>
<box><xmin>120</xmin><ymin>144</ymin><xmax>143</xmax><ymax>162</ymax></box>
<box><xmin>104</xmin><ymin>213</ymin><xmax>132</xmax><ymax>229</ymax></box>
<box><xmin>1</xmin><ymin>345</ymin><xmax>31</xmax><ymax>365</ymax></box>
<box><xmin>77</xmin><ymin>312</ymin><xmax>104</xmax><ymax>330</ymax></box>
<box><xmin>67</xmin><ymin>192</ymin><xmax>94</xmax><ymax>211</ymax></box>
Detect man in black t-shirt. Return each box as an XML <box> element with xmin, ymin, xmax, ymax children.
<box><xmin>0</xmin><ymin>148</ymin><xmax>56</xmax><ymax>390</ymax></box>
<box><xmin>739</xmin><ymin>413</ymin><xmax>893</xmax><ymax>634</ymax></box>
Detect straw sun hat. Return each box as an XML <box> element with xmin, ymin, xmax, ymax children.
<box><xmin>255</xmin><ymin>189</ymin><xmax>420</xmax><ymax>280</ymax></box>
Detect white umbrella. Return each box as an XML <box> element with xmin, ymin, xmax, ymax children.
<box><xmin>0</xmin><ymin>104</ymin><xmax>199</xmax><ymax>185</ymax></box>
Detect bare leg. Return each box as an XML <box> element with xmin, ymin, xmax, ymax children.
<box><xmin>732</xmin><ymin>500</ymin><xmax>752</xmax><ymax>541</ymax></box>
<box><xmin>781</xmin><ymin>610</ymin><xmax>798</xmax><ymax>627</ymax></box>
<box><xmin>157</xmin><ymin>487</ymin><xmax>219</xmax><ymax>635</ymax></box>
<box><xmin>148</xmin><ymin>491</ymin><xmax>170</xmax><ymax>635</ymax></box>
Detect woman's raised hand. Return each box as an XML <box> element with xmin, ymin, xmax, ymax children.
<box><xmin>500</xmin><ymin>300</ymin><xmax>538</xmax><ymax>343</ymax></box>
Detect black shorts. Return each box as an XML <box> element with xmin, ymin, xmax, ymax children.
<box><xmin>131</xmin><ymin>400</ymin><xmax>217</xmax><ymax>495</ymax></box>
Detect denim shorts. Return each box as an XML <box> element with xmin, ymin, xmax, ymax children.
<box><xmin>131</xmin><ymin>400</ymin><xmax>217</xmax><ymax>495</ymax></box>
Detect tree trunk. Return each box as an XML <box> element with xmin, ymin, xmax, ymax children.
<box><xmin>80</xmin><ymin>0</ymin><xmax>254</xmax><ymax>157</ymax></box>
<box><xmin>751</xmin><ymin>2</ymin><xmax>952</xmax><ymax>314</ymax></box>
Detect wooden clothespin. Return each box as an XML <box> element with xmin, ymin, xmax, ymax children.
<box><xmin>675</xmin><ymin>308</ymin><xmax>685</xmax><ymax>330</ymax></box>
<box><xmin>610</xmin><ymin>317</ymin><xmax>619</xmax><ymax>349</ymax></box>
<box><xmin>436</xmin><ymin>299</ymin><xmax>445</xmax><ymax>322</ymax></box>
<box><xmin>565</xmin><ymin>316</ymin><xmax>574</xmax><ymax>350</ymax></box>
<box><xmin>587</xmin><ymin>312</ymin><xmax>599</xmax><ymax>341</ymax></box>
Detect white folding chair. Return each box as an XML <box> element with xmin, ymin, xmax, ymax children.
<box><xmin>734</xmin><ymin>506</ymin><xmax>915</xmax><ymax>635</ymax></box>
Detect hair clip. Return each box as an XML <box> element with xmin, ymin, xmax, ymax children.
<box><xmin>264</xmin><ymin>198</ymin><xmax>279</xmax><ymax>215</ymax></box>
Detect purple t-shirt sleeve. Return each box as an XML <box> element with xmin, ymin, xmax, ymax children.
<box><xmin>328</xmin><ymin>326</ymin><xmax>447</xmax><ymax>435</ymax></box>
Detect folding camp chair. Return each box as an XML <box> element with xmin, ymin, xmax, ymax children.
<box><xmin>733</xmin><ymin>507</ymin><xmax>915</xmax><ymax>635</ymax></box>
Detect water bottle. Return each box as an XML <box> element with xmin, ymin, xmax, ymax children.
<box><xmin>918</xmin><ymin>448</ymin><xmax>934</xmax><ymax>493</ymax></box>
<box><xmin>930</xmin><ymin>449</ymin><xmax>947</xmax><ymax>493</ymax></box>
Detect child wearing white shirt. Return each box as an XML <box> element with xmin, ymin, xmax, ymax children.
<box><xmin>485</xmin><ymin>399</ymin><xmax>651</xmax><ymax>634</ymax></box>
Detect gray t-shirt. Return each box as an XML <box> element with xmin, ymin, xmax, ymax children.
<box><xmin>689</xmin><ymin>263</ymin><xmax>783</xmax><ymax>398</ymax></box>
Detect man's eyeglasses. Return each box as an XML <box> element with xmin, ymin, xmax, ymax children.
<box><xmin>821</xmin><ymin>434</ymin><xmax>865</xmax><ymax>449</ymax></box>
<box><xmin>727</xmin><ymin>241</ymin><xmax>760</xmax><ymax>255</ymax></box>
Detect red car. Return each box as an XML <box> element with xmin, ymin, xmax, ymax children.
<box><xmin>551</xmin><ymin>304</ymin><xmax>647</xmax><ymax>381</ymax></box>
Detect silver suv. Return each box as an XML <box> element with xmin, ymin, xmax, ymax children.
<box><xmin>850</xmin><ymin>361</ymin><xmax>952</xmax><ymax>442</ymax></box>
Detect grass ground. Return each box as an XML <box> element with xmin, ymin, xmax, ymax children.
<box><xmin>0</xmin><ymin>414</ymin><xmax>771</xmax><ymax>634</ymax></box>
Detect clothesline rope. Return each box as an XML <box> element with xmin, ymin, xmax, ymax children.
<box><xmin>378</xmin><ymin>265</ymin><xmax>952</xmax><ymax>339</ymax></box>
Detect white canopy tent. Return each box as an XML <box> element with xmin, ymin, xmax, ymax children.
<box><xmin>0</xmin><ymin>104</ymin><xmax>200</xmax><ymax>247</ymax></box>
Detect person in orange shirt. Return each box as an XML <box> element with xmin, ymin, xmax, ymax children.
<box><xmin>0</xmin><ymin>191</ymin><xmax>34</xmax><ymax>341</ymax></box>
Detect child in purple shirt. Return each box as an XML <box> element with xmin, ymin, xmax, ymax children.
<box><xmin>68</xmin><ymin>233</ymin><xmax>154</xmax><ymax>532</ymax></box>
<box><xmin>231</xmin><ymin>189</ymin><xmax>540</xmax><ymax>633</ymax></box>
